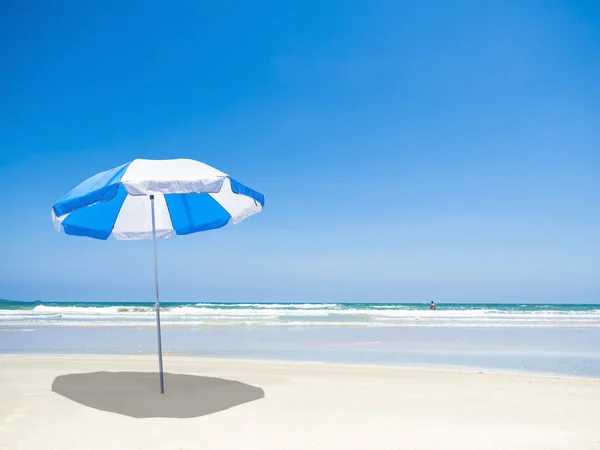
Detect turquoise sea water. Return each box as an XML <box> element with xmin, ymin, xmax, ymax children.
<box><xmin>1</xmin><ymin>300</ymin><xmax>599</xmax><ymax>327</ymax></box>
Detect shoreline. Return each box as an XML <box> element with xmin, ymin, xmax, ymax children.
<box><xmin>2</xmin><ymin>325</ymin><xmax>600</xmax><ymax>379</ymax></box>
<box><xmin>2</xmin><ymin>352</ymin><xmax>600</xmax><ymax>381</ymax></box>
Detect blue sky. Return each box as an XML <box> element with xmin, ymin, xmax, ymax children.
<box><xmin>1</xmin><ymin>0</ymin><xmax>598</xmax><ymax>303</ymax></box>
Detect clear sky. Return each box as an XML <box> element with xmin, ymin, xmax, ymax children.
<box><xmin>1</xmin><ymin>0</ymin><xmax>598</xmax><ymax>303</ymax></box>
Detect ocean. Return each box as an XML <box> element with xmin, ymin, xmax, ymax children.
<box><xmin>2</xmin><ymin>300</ymin><xmax>599</xmax><ymax>328</ymax></box>
<box><xmin>2</xmin><ymin>301</ymin><xmax>599</xmax><ymax>378</ymax></box>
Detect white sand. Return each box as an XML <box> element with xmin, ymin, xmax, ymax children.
<box><xmin>1</xmin><ymin>354</ymin><xmax>599</xmax><ymax>449</ymax></box>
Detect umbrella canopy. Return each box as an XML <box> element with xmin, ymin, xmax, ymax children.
<box><xmin>52</xmin><ymin>158</ymin><xmax>264</xmax><ymax>240</ymax></box>
<box><xmin>51</xmin><ymin>158</ymin><xmax>264</xmax><ymax>393</ymax></box>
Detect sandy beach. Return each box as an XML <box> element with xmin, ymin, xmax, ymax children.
<box><xmin>0</xmin><ymin>355</ymin><xmax>599</xmax><ymax>449</ymax></box>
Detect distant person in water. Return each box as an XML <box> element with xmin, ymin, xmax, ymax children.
<box><xmin>430</xmin><ymin>301</ymin><xmax>436</xmax><ymax>310</ymax></box>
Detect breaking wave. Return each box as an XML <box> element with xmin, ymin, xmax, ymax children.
<box><xmin>1</xmin><ymin>301</ymin><xmax>599</xmax><ymax>328</ymax></box>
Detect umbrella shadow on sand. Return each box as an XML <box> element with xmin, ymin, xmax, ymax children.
<box><xmin>51</xmin><ymin>371</ymin><xmax>265</xmax><ymax>418</ymax></box>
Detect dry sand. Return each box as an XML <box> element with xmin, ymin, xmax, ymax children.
<box><xmin>1</xmin><ymin>354</ymin><xmax>599</xmax><ymax>449</ymax></box>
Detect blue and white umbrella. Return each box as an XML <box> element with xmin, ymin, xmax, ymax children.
<box><xmin>52</xmin><ymin>158</ymin><xmax>264</xmax><ymax>240</ymax></box>
<box><xmin>51</xmin><ymin>158</ymin><xmax>264</xmax><ymax>392</ymax></box>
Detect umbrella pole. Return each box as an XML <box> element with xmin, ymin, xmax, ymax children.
<box><xmin>150</xmin><ymin>194</ymin><xmax>165</xmax><ymax>394</ymax></box>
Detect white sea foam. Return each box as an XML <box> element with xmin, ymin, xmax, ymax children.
<box><xmin>1</xmin><ymin>304</ymin><xmax>599</xmax><ymax>328</ymax></box>
<box><xmin>196</xmin><ymin>303</ymin><xmax>340</xmax><ymax>309</ymax></box>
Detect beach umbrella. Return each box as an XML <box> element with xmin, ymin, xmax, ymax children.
<box><xmin>51</xmin><ymin>158</ymin><xmax>265</xmax><ymax>393</ymax></box>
